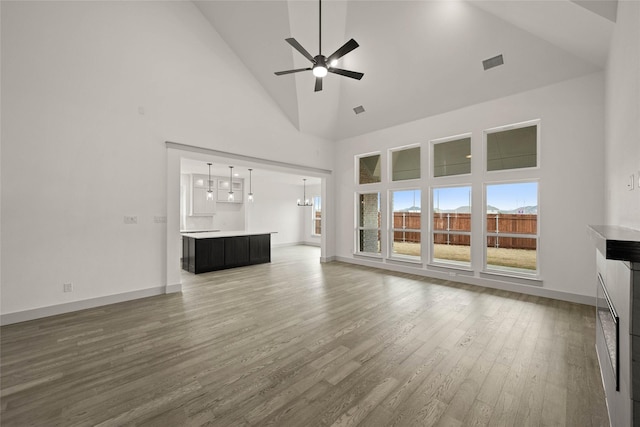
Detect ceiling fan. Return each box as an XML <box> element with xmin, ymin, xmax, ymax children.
<box><xmin>274</xmin><ymin>0</ymin><xmax>363</xmax><ymax>92</ymax></box>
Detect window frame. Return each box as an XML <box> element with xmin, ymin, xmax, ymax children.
<box><xmin>389</xmin><ymin>144</ymin><xmax>421</xmax><ymax>183</ymax></box>
<box><xmin>355</xmin><ymin>191</ymin><xmax>382</xmax><ymax>257</ymax></box>
<box><xmin>312</xmin><ymin>196</ymin><xmax>321</xmax><ymax>236</ymax></box>
<box><xmin>429</xmin><ymin>184</ymin><xmax>473</xmax><ymax>269</ymax></box>
<box><xmin>388</xmin><ymin>188</ymin><xmax>422</xmax><ymax>262</ymax></box>
<box><xmin>430</xmin><ymin>133</ymin><xmax>473</xmax><ymax>179</ymax></box>
<box><xmin>484</xmin><ymin>119</ymin><xmax>541</xmax><ymax>174</ymax></box>
<box><xmin>483</xmin><ymin>180</ymin><xmax>540</xmax><ymax>278</ymax></box>
<box><xmin>356</xmin><ymin>152</ymin><xmax>383</xmax><ymax>185</ymax></box>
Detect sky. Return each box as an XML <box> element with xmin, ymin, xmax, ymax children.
<box><xmin>486</xmin><ymin>182</ymin><xmax>538</xmax><ymax>210</ymax></box>
<box><xmin>391</xmin><ymin>183</ymin><xmax>538</xmax><ymax>211</ymax></box>
<box><xmin>393</xmin><ymin>189</ymin><xmax>421</xmax><ymax>210</ymax></box>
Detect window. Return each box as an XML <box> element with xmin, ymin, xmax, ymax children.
<box><xmin>433</xmin><ymin>136</ymin><xmax>471</xmax><ymax>177</ymax></box>
<box><xmin>357</xmin><ymin>193</ymin><xmax>381</xmax><ymax>254</ymax></box>
<box><xmin>431</xmin><ymin>186</ymin><xmax>472</xmax><ymax>267</ymax></box>
<box><xmin>391</xmin><ymin>146</ymin><xmax>420</xmax><ymax>181</ymax></box>
<box><xmin>359</xmin><ymin>154</ymin><xmax>381</xmax><ymax>184</ymax></box>
<box><xmin>486</xmin><ymin>123</ymin><xmax>538</xmax><ymax>171</ymax></box>
<box><xmin>312</xmin><ymin>196</ymin><xmax>321</xmax><ymax>236</ymax></box>
<box><xmin>485</xmin><ymin>182</ymin><xmax>538</xmax><ymax>275</ymax></box>
<box><xmin>390</xmin><ymin>189</ymin><xmax>421</xmax><ymax>260</ymax></box>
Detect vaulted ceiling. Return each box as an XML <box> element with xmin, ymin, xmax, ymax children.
<box><xmin>194</xmin><ymin>0</ymin><xmax>615</xmax><ymax>141</ymax></box>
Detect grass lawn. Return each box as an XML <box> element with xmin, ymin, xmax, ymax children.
<box><xmin>393</xmin><ymin>242</ymin><xmax>536</xmax><ymax>270</ymax></box>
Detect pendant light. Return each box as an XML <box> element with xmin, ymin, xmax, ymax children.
<box><xmin>206</xmin><ymin>162</ymin><xmax>214</xmax><ymax>201</ymax></box>
<box><xmin>227</xmin><ymin>166</ymin><xmax>235</xmax><ymax>202</ymax></box>
<box><xmin>297</xmin><ymin>178</ymin><xmax>313</xmax><ymax>206</ymax></box>
<box><xmin>247</xmin><ymin>168</ymin><xmax>254</xmax><ymax>202</ymax></box>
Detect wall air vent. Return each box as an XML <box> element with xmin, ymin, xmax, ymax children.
<box><xmin>353</xmin><ymin>105</ymin><xmax>365</xmax><ymax>115</ymax></box>
<box><xmin>482</xmin><ymin>54</ymin><xmax>504</xmax><ymax>71</ymax></box>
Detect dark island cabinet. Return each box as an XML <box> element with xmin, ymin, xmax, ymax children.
<box><xmin>224</xmin><ymin>236</ymin><xmax>250</xmax><ymax>268</ymax></box>
<box><xmin>182</xmin><ymin>233</ymin><xmax>271</xmax><ymax>274</ymax></box>
<box><xmin>249</xmin><ymin>234</ymin><xmax>271</xmax><ymax>264</ymax></box>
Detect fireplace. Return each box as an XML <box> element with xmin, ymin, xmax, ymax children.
<box><xmin>588</xmin><ymin>224</ymin><xmax>640</xmax><ymax>426</ymax></box>
<box><xmin>597</xmin><ymin>273</ymin><xmax>619</xmax><ymax>391</ymax></box>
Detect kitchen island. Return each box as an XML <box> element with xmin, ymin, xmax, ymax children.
<box><xmin>181</xmin><ymin>231</ymin><xmax>275</xmax><ymax>274</ymax></box>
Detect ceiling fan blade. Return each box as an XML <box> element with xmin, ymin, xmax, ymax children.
<box><xmin>328</xmin><ymin>68</ymin><xmax>364</xmax><ymax>80</ymax></box>
<box><xmin>314</xmin><ymin>77</ymin><xmax>323</xmax><ymax>92</ymax></box>
<box><xmin>326</xmin><ymin>39</ymin><xmax>359</xmax><ymax>63</ymax></box>
<box><xmin>274</xmin><ymin>67</ymin><xmax>312</xmax><ymax>76</ymax></box>
<box><xmin>285</xmin><ymin>38</ymin><xmax>315</xmax><ymax>63</ymax></box>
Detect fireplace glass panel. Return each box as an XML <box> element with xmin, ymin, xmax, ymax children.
<box><xmin>597</xmin><ymin>273</ymin><xmax>619</xmax><ymax>391</ymax></box>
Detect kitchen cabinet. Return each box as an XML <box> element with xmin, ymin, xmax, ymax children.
<box><xmin>223</xmin><ymin>236</ymin><xmax>250</xmax><ymax>267</ymax></box>
<box><xmin>182</xmin><ymin>231</ymin><xmax>273</xmax><ymax>274</ymax></box>
<box><xmin>190</xmin><ymin>174</ymin><xmax>216</xmax><ymax>216</ymax></box>
<box><xmin>217</xmin><ymin>179</ymin><xmax>243</xmax><ymax>204</ymax></box>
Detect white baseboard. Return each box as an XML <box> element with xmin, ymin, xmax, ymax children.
<box><xmin>302</xmin><ymin>241</ymin><xmax>321</xmax><ymax>247</ymax></box>
<box><xmin>165</xmin><ymin>283</ymin><xmax>182</xmax><ymax>294</ymax></box>
<box><xmin>272</xmin><ymin>241</ymin><xmax>305</xmax><ymax>248</ymax></box>
<box><xmin>334</xmin><ymin>256</ymin><xmax>595</xmax><ymax>306</ymax></box>
<box><xmin>1</xmin><ymin>284</ymin><xmax>182</xmax><ymax>326</ymax></box>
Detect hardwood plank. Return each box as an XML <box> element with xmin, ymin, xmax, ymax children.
<box><xmin>0</xmin><ymin>246</ymin><xmax>609</xmax><ymax>426</ymax></box>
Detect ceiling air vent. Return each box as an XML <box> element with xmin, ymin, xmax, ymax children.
<box><xmin>482</xmin><ymin>54</ymin><xmax>504</xmax><ymax>71</ymax></box>
<box><xmin>353</xmin><ymin>105</ymin><xmax>365</xmax><ymax>115</ymax></box>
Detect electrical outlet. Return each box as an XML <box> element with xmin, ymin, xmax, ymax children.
<box><xmin>124</xmin><ymin>216</ymin><xmax>138</xmax><ymax>224</ymax></box>
<box><xmin>63</xmin><ymin>283</ymin><xmax>73</xmax><ymax>292</ymax></box>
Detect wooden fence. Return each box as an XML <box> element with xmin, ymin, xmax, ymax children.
<box><xmin>392</xmin><ymin>212</ymin><xmax>537</xmax><ymax>250</ymax></box>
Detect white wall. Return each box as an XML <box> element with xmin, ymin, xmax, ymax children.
<box><xmin>0</xmin><ymin>1</ymin><xmax>334</xmax><ymax>321</ymax></box>
<box><xmin>246</xmin><ymin>180</ymin><xmax>306</xmax><ymax>246</ymax></box>
<box><xmin>605</xmin><ymin>0</ymin><xmax>640</xmax><ymax>229</ymax></box>
<box><xmin>334</xmin><ymin>73</ymin><xmax>605</xmax><ymax>302</ymax></box>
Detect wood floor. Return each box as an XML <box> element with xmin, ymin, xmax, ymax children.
<box><xmin>1</xmin><ymin>245</ymin><xmax>609</xmax><ymax>426</ymax></box>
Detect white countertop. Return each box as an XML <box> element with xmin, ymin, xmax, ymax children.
<box><xmin>181</xmin><ymin>230</ymin><xmax>277</xmax><ymax>239</ymax></box>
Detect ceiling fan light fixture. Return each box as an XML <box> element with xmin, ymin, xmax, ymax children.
<box><xmin>313</xmin><ymin>65</ymin><xmax>328</xmax><ymax>77</ymax></box>
<box><xmin>273</xmin><ymin>0</ymin><xmax>363</xmax><ymax>92</ymax></box>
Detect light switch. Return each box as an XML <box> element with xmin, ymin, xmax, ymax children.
<box><xmin>124</xmin><ymin>216</ymin><xmax>138</xmax><ymax>224</ymax></box>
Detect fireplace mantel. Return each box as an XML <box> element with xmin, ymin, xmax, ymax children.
<box><xmin>588</xmin><ymin>225</ymin><xmax>640</xmax><ymax>263</ymax></box>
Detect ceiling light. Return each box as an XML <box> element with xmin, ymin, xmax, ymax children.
<box><xmin>206</xmin><ymin>162</ymin><xmax>214</xmax><ymax>201</ymax></box>
<box><xmin>247</xmin><ymin>168</ymin><xmax>254</xmax><ymax>202</ymax></box>
<box><xmin>312</xmin><ymin>65</ymin><xmax>328</xmax><ymax>78</ymax></box>
<box><xmin>297</xmin><ymin>178</ymin><xmax>313</xmax><ymax>207</ymax></box>
<box><xmin>228</xmin><ymin>166</ymin><xmax>235</xmax><ymax>202</ymax></box>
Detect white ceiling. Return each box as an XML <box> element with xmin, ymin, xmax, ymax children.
<box><xmin>193</xmin><ymin>0</ymin><xmax>614</xmax><ymax>141</ymax></box>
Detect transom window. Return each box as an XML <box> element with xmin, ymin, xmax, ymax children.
<box><xmin>486</xmin><ymin>123</ymin><xmax>538</xmax><ymax>172</ymax></box>
<box><xmin>358</xmin><ymin>154</ymin><xmax>381</xmax><ymax>184</ymax></box>
<box><xmin>432</xmin><ymin>136</ymin><xmax>471</xmax><ymax>177</ymax></box>
<box><xmin>391</xmin><ymin>146</ymin><xmax>420</xmax><ymax>181</ymax></box>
